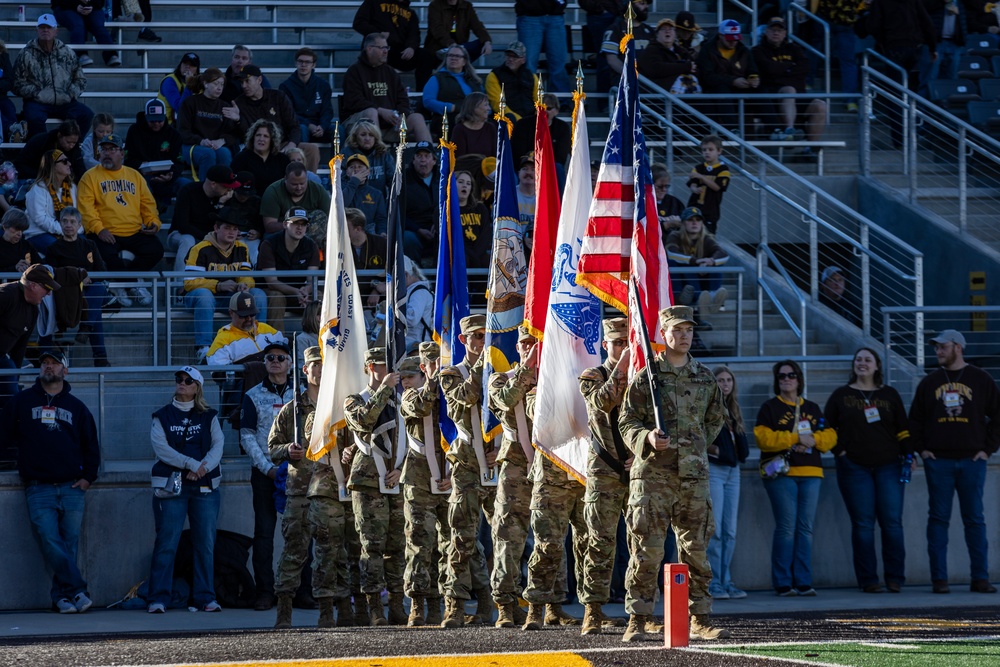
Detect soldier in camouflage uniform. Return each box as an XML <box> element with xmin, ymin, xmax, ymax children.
<box><xmin>344</xmin><ymin>347</ymin><xmax>409</xmax><ymax>626</ymax></box>
<box><xmin>339</xmin><ymin>445</ymin><xmax>370</xmax><ymax>626</ymax></box>
<box><xmin>269</xmin><ymin>346</ymin><xmax>320</xmax><ymax>629</ymax></box>
<box><xmin>487</xmin><ymin>326</ymin><xmax>538</xmax><ymax>628</ymax></box>
<box><xmin>400</xmin><ymin>342</ymin><xmax>452</xmax><ymax>627</ymax></box>
<box><xmin>578</xmin><ymin>317</ymin><xmax>633</xmax><ymax>635</ymax></box>
<box><xmin>618</xmin><ymin>306</ymin><xmax>728</xmax><ymax>642</ymax></box>
<box><xmin>439</xmin><ymin>314</ymin><xmax>497</xmax><ymax>628</ymax></box>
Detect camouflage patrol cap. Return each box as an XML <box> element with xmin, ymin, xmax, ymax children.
<box><xmin>419</xmin><ymin>341</ymin><xmax>440</xmax><ymax>361</ymax></box>
<box><xmin>602</xmin><ymin>317</ymin><xmax>627</xmax><ymax>341</ymax></box>
<box><xmin>365</xmin><ymin>346</ymin><xmax>386</xmax><ymax>366</ymax></box>
<box><xmin>303</xmin><ymin>346</ymin><xmax>322</xmax><ymax>364</ymax></box>
<box><xmin>658</xmin><ymin>305</ymin><xmax>697</xmax><ymax>330</ymax></box>
<box><xmin>460</xmin><ymin>314</ymin><xmax>487</xmax><ymax>335</ymax></box>
<box><xmin>517</xmin><ymin>325</ymin><xmax>536</xmax><ymax>343</ymax></box>
<box><xmin>398</xmin><ymin>356</ymin><xmax>422</xmax><ymax>374</ymax></box>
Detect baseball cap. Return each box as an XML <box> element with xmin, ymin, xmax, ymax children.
<box><xmin>235</xmin><ymin>170</ymin><xmax>255</xmax><ymax>192</ymax></box>
<box><xmin>719</xmin><ymin>19</ymin><xmax>742</xmax><ymax>40</ymax></box>
<box><xmin>98</xmin><ymin>134</ymin><xmax>124</xmax><ymax>150</ymax></box>
<box><xmin>176</xmin><ymin>365</ymin><xmax>204</xmax><ymax>386</ymax></box>
<box><xmin>519</xmin><ymin>153</ymin><xmax>534</xmax><ymax>168</ymax></box>
<box><xmin>206</xmin><ymin>165</ymin><xmax>240</xmax><ymax>188</ymax></box>
<box><xmin>283</xmin><ymin>207</ymin><xmax>309</xmax><ymax>223</ymax></box>
<box><xmin>144</xmin><ymin>99</ymin><xmax>167</xmax><ymax>122</ymax></box>
<box><xmin>346</xmin><ymin>153</ymin><xmax>370</xmax><ymax>168</ymax></box>
<box><xmin>766</xmin><ymin>16</ymin><xmax>787</xmax><ymax>29</ymax></box>
<box><xmin>39</xmin><ymin>349</ymin><xmax>68</xmax><ymax>368</ymax></box>
<box><xmin>680</xmin><ymin>206</ymin><xmax>704</xmax><ymax>221</ymax></box>
<box><xmin>37</xmin><ymin>14</ymin><xmax>58</xmax><ymax>28</ymax></box>
<box><xmin>414</xmin><ymin>141</ymin><xmax>434</xmax><ymax>155</ymax></box>
<box><xmin>235</xmin><ymin>64</ymin><xmax>262</xmax><ymax>79</ymax></box>
<box><xmin>229</xmin><ymin>292</ymin><xmax>259</xmax><ymax>317</ymax></box>
<box><xmin>303</xmin><ymin>346</ymin><xmax>323</xmax><ymax>364</ymax></box>
<box><xmin>181</xmin><ymin>52</ymin><xmax>200</xmax><ymax>67</ymax></box>
<box><xmin>658</xmin><ymin>305</ymin><xmax>697</xmax><ymax>330</ymax></box>
<box><xmin>505</xmin><ymin>41</ymin><xmax>527</xmax><ymax>58</ymax></box>
<box><xmin>930</xmin><ymin>329</ymin><xmax>967</xmax><ymax>347</ymax></box>
<box><xmin>23</xmin><ymin>264</ymin><xmax>60</xmax><ymax>291</ymax></box>
<box><xmin>820</xmin><ymin>266</ymin><xmax>843</xmax><ymax>283</ymax></box>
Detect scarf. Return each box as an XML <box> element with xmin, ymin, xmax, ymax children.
<box><xmin>48</xmin><ymin>180</ymin><xmax>74</xmax><ymax>214</ymax></box>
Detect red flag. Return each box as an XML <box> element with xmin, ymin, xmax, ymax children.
<box><xmin>522</xmin><ymin>103</ymin><xmax>561</xmax><ymax>339</ymax></box>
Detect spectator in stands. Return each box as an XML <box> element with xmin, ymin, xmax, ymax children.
<box><xmin>49</xmin><ymin>1</ymin><xmax>120</xmax><ymax>68</ymax></box>
<box><xmin>16</xmin><ymin>120</ymin><xmax>85</xmax><ymax>183</ymax></box>
<box><xmin>206</xmin><ymin>292</ymin><xmax>287</xmax><ymax>365</ymax></box>
<box><xmin>0</xmin><ymin>41</ymin><xmax>16</xmax><ymax>141</ymax></box>
<box><xmin>232</xmin><ymin>120</ymin><xmax>291</xmax><ymax>198</ymax></box>
<box><xmin>752</xmin><ymin>18</ymin><xmax>828</xmax><ymax>148</ymax></box>
<box><xmin>342</xmin><ymin>33</ymin><xmax>433</xmax><ymax>144</ymax></box>
<box><xmin>456</xmin><ymin>170</ymin><xmax>491</xmax><ymax>268</ymax></box>
<box><xmin>13</xmin><ymin>14</ymin><xmax>94</xmax><ymax>140</ymax></box>
<box><xmin>345</xmin><ymin>120</ymin><xmax>394</xmax><ymax>197</ymax></box>
<box><xmin>403</xmin><ymin>255</ymin><xmax>434</xmax><ymax>352</ymax></box>
<box><xmin>224</xmin><ymin>172</ymin><xmax>265</xmax><ymax>246</ymax></box>
<box><xmin>452</xmin><ymin>93</ymin><xmax>497</xmax><ymax>158</ymax></box>
<box><xmin>965</xmin><ymin>0</ymin><xmax>999</xmax><ymax>43</ymax></box>
<box><xmin>284</xmin><ymin>147</ymin><xmax>324</xmax><ymax>188</ymax></box>
<box><xmin>347</xmin><ymin>206</ymin><xmax>387</xmax><ymax>271</ymax></box>
<box><xmin>0</xmin><ymin>264</ymin><xmax>59</xmax><ymax>403</ymax></box>
<box><xmin>818</xmin><ymin>265</ymin><xmax>859</xmax><ymax>325</ymax></box>
<box><xmin>184</xmin><ymin>207</ymin><xmax>265</xmax><ymax>361</ymax></box>
<box><xmin>637</xmin><ymin>18</ymin><xmax>698</xmax><ymax>93</ymax></box>
<box><xmin>0</xmin><ymin>209</ymin><xmax>42</xmax><ymax>272</ymax></box>
<box><xmin>78</xmin><ymin>133</ymin><xmax>163</xmax><ymax>306</ymax></box>
<box><xmin>579</xmin><ymin>0</ymin><xmax>627</xmax><ymax>111</ymax></box>
<box><xmin>280</xmin><ymin>47</ymin><xmax>334</xmax><ymax>145</ymax></box>
<box><xmin>233</xmin><ymin>65</ymin><xmax>320</xmax><ymax>174</ymax></box>
<box><xmin>342</xmin><ymin>155</ymin><xmax>388</xmax><ymax>236</ymax></box>
<box><xmin>696</xmin><ymin>20</ymin><xmax>759</xmax><ymax>132</ymax></box>
<box><xmin>652</xmin><ymin>163</ymin><xmax>684</xmax><ymax>236</ymax></box>
<box><xmin>157</xmin><ymin>52</ymin><xmax>199</xmax><ymax>125</ymax></box>
<box><xmin>222</xmin><ymin>45</ymin><xmax>272</xmax><ymax>104</ymax></box>
<box><xmin>511</xmin><ymin>94</ymin><xmax>570</xmax><ymax>173</ymax></box>
<box><xmin>239</xmin><ymin>341</ymin><xmax>295</xmax><ymax>611</ymax></box>
<box><xmin>353</xmin><ymin>0</ymin><xmax>438</xmax><ymax>88</ymax></box>
<box><xmin>423</xmin><ymin>45</ymin><xmax>484</xmax><ymax>131</ymax></box>
<box><xmin>256</xmin><ymin>207</ymin><xmax>320</xmax><ymax>326</ymax></box>
<box><xmin>403</xmin><ymin>142</ymin><xmax>439</xmax><ymax>263</ymax></box>
<box><xmin>602</xmin><ymin>0</ymin><xmax>657</xmax><ymax>78</ymax></box>
<box><xmin>296</xmin><ymin>301</ymin><xmax>321</xmax><ymax>367</ymax></box>
<box><xmin>26</xmin><ymin>149</ymin><xmax>77</xmax><ymax>254</ymax></box>
<box><xmin>673</xmin><ymin>11</ymin><xmax>703</xmax><ymax>53</ymax></box>
<box><xmin>124</xmin><ymin>99</ymin><xmax>185</xmax><ymax>211</ymax></box>
<box><xmin>178</xmin><ymin>68</ymin><xmax>241</xmax><ymax>182</ymax></box>
<box><xmin>146</xmin><ymin>365</ymin><xmax>225</xmax><ymax>614</ymax></box>
<box><xmin>515</xmin><ymin>153</ymin><xmax>536</xmax><ymax>244</ymax></box>
<box><xmin>260</xmin><ymin>162</ymin><xmax>332</xmax><ymax>235</ymax></box>
<box><xmin>485</xmin><ymin>41</ymin><xmax>538</xmax><ymax>122</ymax></box>
<box><xmin>112</xmin><ymin>0</ymin><xmax>161</xmax><ymax>43</ymax></box>
<box><xmin>755</xmin><ymin>360</ymin><xmax>836</xmax><ymax>597</ymax></box>
<box><xmin>5</xmin><ymin>347</ymin><xmax>100</xmax><ymax>615</ymax></box>
<box><xmin>79</xmin><ymin>113</ymin><xmax>114</xmax><ymax>171</ymax></box>
<box><xmin>686</xmin><ymin>135</ymin><xmax>731</xmax><ymax>235</ymax></box>
<box><xmin>920</xmin><ymin>0</ymin><xmax>966</xmax><ymax>95</ymax></box>
<box><xmin>664</xmin><ymin>206</ymin><xmax>729</xmax><ymax>318</ymax></box>
<box><xmin>515</xmin><ymin>0</ymin><xmax>571</xmax><ymax>93</ymax></box>
<box><xmin>426</xmin><ymin>0</ymin><xmax>493</xmax><ymax>61</ymax></box>
<box><xmin>169</xmin><ymin>165</ymin><xmax>240</xmax><ymax>273</ymax></box>
<box><xmin>815</xmin><ymin>0</ymin><xmax>862</xmax><ymax>111</ymax></box>
<box><xmin>45</xmin><ymin>207</ymin><xmax>110</xmax><ymax>366</ymax></box>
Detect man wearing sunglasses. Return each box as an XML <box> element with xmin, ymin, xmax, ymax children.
<box><xmin>0</xmin><ymin>265</ymin><xmax>60</xmax><ymax>410</ymax></box>
<box><xmin>240</xmin><ymin>342</ymin><xmax>294</xmax><ymax>611</ymax></box>
<box><xmin>205</xmin><ymin>292</ymin><xmax>285</xmax><ymax>366</ymax></box>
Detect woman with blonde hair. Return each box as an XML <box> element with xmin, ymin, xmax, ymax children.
<box><xmin>345</xmin><ymin>120</ymin><xmax>394</xmax><ymax>198</ymax></box>
<box><xmin>664</xmin><ymin>206</ymin><xmax>729</xmax><ymax>318</ymax></box>
<box><xmin>232</xmin><ymin>119</ymin><xmax>290</xmax><ymax>196</ymax></box>
<box><xmin>178</xmin><ymin>68</ymin><xmax>240</xmax><ymax>181</ymax></box>
<box><xmin>25</xmin><ymin>149</ymin><xmax>77</xmax><ymax>253</ymax></box>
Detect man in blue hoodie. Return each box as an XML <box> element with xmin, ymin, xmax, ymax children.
<box><xmin>279</xmin><ymin>47</ymin><xmax>334</xmax><ymax>144</ymax></box>
<box><xmin>4</xmin><ymin>349</ymin><xmax>101</xmax><ymax>614</ymax></box>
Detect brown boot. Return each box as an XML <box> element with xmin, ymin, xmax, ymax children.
<box><xmin>601</xmin><ymin>608</ymin><xmax>627</xmax><ymax>628</ymax></box>
<box><xmin>425</xmin><ymin>596</ymin><xmax>443</xmax><ymax>626</ymax></box>
<box><xmin>522</xmin><ymin>603</ymin><xmax>544</xmax><ymax>630</ymax></box>
<box><xmin>581</xmin><ymin>602</ymin><xmax>602</xmax><ymax>636</ymax></box>
<box><xmin>544</xmin><ymin>603</ymin><xmax>581</xmax><ymax>626</ymax></box>
<box><xmin>689</xmin><ymin>614</ymin><xmax>730</xmax><ymax>640</ymax></box>
<box><xmin>644</xmin><ymin>617</ymin><xmax>664</xmax><ymax>633</ymax></box>
<box><xmin>317</xmin><ymin>597</ymin><xmax>335</xmax><ymax>628</ymax></box>
<box><xmin>473</xmin><ymin>590</ymin><xmax>493</xmax><ymax>625</ymax></box>
<box><xmin>353</xmin><ymin>594</ymin><xmax>370</xmax><ymax>627</ymax></box>
<box><xmin>495</xmin><ymin>602</ymin><xmax>516</xmax><ymax>628</ymax></box>
<box><xmin>387</xmin><ymin>592</ymin><xmax>408</xmax><ymax>625</ymax></box>
<box><xmin>274</xmin><ymin>594</ymin><xmax>293</xmax><ymax>629</ymax></box>
<box><xmin>441</xmin><ymin>596</ymin><xmax>464</xmax><ymax>628</ymax></box>
<box><xmin>336</xmin><ymin>598</ymin><xmax>354</xmax><ymax>627</ymax></box>
<box><xmin>407</xmin><ymin>595</ymin><xmax>425</xmax><ymax>627</ymax></box>
<box><xmin>512</xmin><ymin>601</ymin><xmax>527</xmax><ymax>625</ymax></box>
<box><xmin>367</xmin><ymin>593</ymin><xmax>387</xmax><ymax>626</ymax></box>
<box><xmin>622</xmin><ymin>613</ymin><xmax>648</xmax><ymax>642</ymax></box>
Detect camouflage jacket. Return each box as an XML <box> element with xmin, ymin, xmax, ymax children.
<box><xmin>487</xmin><ymin>363</ymin><xmax>536</xmax><ymax>466</ymax></box>
<box><xmin>525</xmin><ymin>387</ymin><xmax>578</xmax><ymax>490</ymax></box>
<box><xmin>579</xmin><ymin>357</ymin><xmax>630</xmax><ymax>478</ymax></box>
<box><xmin>307</xmin><ymin>424</ymin><xmax>348</xmax><ymax>500</ymax></box>
<box><xmin>268</xmin><ymin>390</ymin><xmax>316</xmax><ymax>496</ymax></box>
<box><xmin>440</xmin><ymin>353</ymin><xmax>486</xmax><ymax>469</ymax></box>
<box><xmin>344</xmin><ymin>382</ymin><xmax>400</xmax><ymax>491</ymax></box>
<box><xmin>12</xmin><ymin>38</ymin><xmax>86</xmax><ymax>105</ymax></box>
<box><xmin>400</xmin><ymin>374</ymin><xmax>445</xmax><ymax>486</ymax></box>
<box><xmin>619</xmin><ymin>353</ymin><xmax>724</xmax><ymax>481</ymax></box>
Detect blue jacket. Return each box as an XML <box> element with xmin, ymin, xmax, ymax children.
<box><xmin>279</xmin><ymin>71</ymin><xmax>334</xmax><ymax>130</ymax></box>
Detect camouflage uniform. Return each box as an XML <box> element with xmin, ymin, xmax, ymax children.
<box><xmin>618</xmin><ymin>345</ymin><xmax>725</xmax><ymax>618</ymax></box>
<box><xmin>306</xmin><ymin>423</ymin><xmax>351</xmax><ymax>603</ymax></box>
<box><xmin>268</xmin><ymin>391</ymin><xmax>317</xmax><ymax>596</ymax></box>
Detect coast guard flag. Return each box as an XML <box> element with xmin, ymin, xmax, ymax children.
<box><xmin>433</xmin><ymin>137</ymin><xmax>470</xmax><ymax>444</ymax></box>
<box><xmin>482</xmin><ymin>115</ymin><xmax>528</xmax><ymax>442</ymax></box>
<box><xmin>308</xmin><ymin>156</ymin><xmax>367</xmax><ymax>478</ymax></box>
<box><xmin>578</xmin><ymin>29</ymin><xmax>670</xmax><ymax>373</ymax></box>
<box><xmin>532</xmin><ymin>94</ymin><xmax>601</xmax><ymax>483</ymax></box>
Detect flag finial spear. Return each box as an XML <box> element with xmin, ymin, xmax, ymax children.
<box><xmin>625</xmin><ymin>1</ymin><xmax>635</xmax><ymax>35</ymax></box>
<box><xmin>499</xmin><ymin>84</ymin><xmax>507</xmax><ymax>118</ymax></box>
<box><xmin>576</xmin><ymin>61</ymin><xmax>584</xmax><ymax>96</ymax></box>
<box><xmin>333</xmin><ymin>121</ymin><xmax>340</xmax><ymax>157</ymax></box>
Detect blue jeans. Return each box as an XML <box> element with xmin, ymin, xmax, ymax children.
<box><xmin>924</xmin><ymin>457</ymin><xmax>988</xmax><ymax>582</ymax></box>
<box><xmin>830</xmin><ymin>24</ymin><xmax>858</xmax><ymax>95</ymax></box>
<box><xmin>27</xmin><ymin>233</ymin><xmax>58</xmax><ymax>254</ymax></box>
<box><xmin>668</xmin><ymin>259</ymin><xmax>722</xmax><ymax>304</ymax></box>
<box><xmin>83</xmin><ymin>283</ymin><xmax>109</xmax><ymax>360</ymax></box>
<box><xmin>919</xmin><ymin>39</ymin><xmax>963</xmax><ymax>97</ymax></box>
<box><xmin>763</xmin><ymin>475</ymin><xmax>821</xmax><ymax>590</ymax></box>
<box><xmin>182</xmin><ymin>145</ymin><xmax>233</xmax><ymax>182</ymax></box>
<box><xmin>25</xmin><ymin>482</ymin><xmax>88</xmax><ymax>603</ymax></box>
<box><xmin>52</xmin><ymin>7</ymin><xmax>114</xmax><ymax>60</ymax></box>
<box><xmin>516</xmin><ymin>14</ymin><xmax>570</xmax><ymax>93</ymax></box>
<box><xmin>22</xmin><ymin>100</ymin><xmax>95</xmax><ymax>141</ymax></box>
<box><xmin>707</xmin><ymin>463</ymin><xmax>741</xmax><ymax>593</ymax></box>
<box><xmin>148</xmin><ymin>484</ymin><xmax>221</xmax><ymax>607</ymax></box>
<box><xmin>835</xmin><ymin>455</ymin><xmax>906</xmax><ymax>588</ymax></box>
<box><xmin>184</xmin><ymin>287</ymin><xmax>267</xmax><ymax>347</ymax></box>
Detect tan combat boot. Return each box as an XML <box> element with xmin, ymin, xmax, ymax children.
<box><xmin>644</xmin><ymin>617</ymin><xmax>664</xmax><ymax>633</ymax></box>
<box><xmin>317</xmin><ymin>597</ymin><xmax>335</xmax><ymax>628</ymax></box>
<box><xmin>367</xmin><ymin>592</ymin><xmax>388</xmax><ymax>626</ymax></box>
<box><xmin>274</xmin><ymin>594</ymin><xmax>293</xmax><ymax>629</ymax></box>
<box><xmin>407</xmin><ymin>595</ymin><xmax>426</xmax><ymax>627</ymax></box>
<box><xmin>689</xmin><ymin>614</ymin><xmax>731</xmax><ymax>640</ymax></box>
<box><xmin>522</xmin><ymin>603</ymin><xmax>544</xmax><ymax>630</ymax></box>
<box><xmin>622</xmin><ymin>613</ymin><xmax>648</xmax><ymax>642</ymax></box>
<box><xmin>425</xmin><ymin>597</ymin><xmax>444</xmax><ymax>626</ymax></box>
<box><xmin>581</xmin><ymin>602</ymin><xmax>603</xmax><ymax>635</ymax></box>
<box><xmin>441</xmin><ymin>596</ymin><xmax>464</xmax><ymax>628</ymax></box>
<box><xmin>336</xmin><ymin>598</ymin><xmax>354</xmax><ymax>627</ymax></box>
<box><xmin>353</xmin><ymin>594</ymin><xmax>370</xmax><ymax>626</ymax></box>
<box><xmin>495</xmin><ymin>602</ymin><xmax>516</xmax><ymax>628</ymax></box>
<box><xmin>387</xmin><ymin>592</ymin><xmax>408</xmax><ymax>625</ymax></box>
<box><xmin>473</xmin><ymin>590</ymin><xmax>493</xmax><ymax>625</ymax></box>
<box><xmin>512</xmin><ymin>602</ymin><xmax>528</xmax><ymax>625</ymax></box>
<box><xmin>544</xmin><ymin>603</ymin><xmax>581</xmax><ymax>626</ymax></box>
<box><xmin>601</xmin><ymin>608</ymin><xmax>627</xmax><ymax>627</ymax></box>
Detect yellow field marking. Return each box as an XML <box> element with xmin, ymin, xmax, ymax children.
<box><xmin>172</xmin><ymin>654</ymin><xmax>593</xmax><ymax>667</ymax></box>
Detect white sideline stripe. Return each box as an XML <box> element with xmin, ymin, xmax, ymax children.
<box><xmin>682</xmin><ymin>646</ymin><xmax>847</xmax><ymax>667</ymax></box>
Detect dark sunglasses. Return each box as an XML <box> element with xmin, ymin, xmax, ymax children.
<box><xmin>265</xmin><ymin>354</ymin><xmax>289</xmax><ymax>362</ymax></box>
<box><xmin>175</xmin><ymin>376</ymin><xmax>197</xmax><ymax>385</ymax></box>
<box><xmin>55</xmin><ymin>158</ymin><xmax>70</xmax><ymax>165</ymax></box>
<box><xmin>777</xmin><ymin>372</ymin><xmax>798</xmax><ymax>380</ymax></box>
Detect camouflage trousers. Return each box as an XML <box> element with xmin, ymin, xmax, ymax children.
<box><xmin>343</xmin><ymin>501</ymin><xmax>362</xmax><ymax>595</ymax></box>
<box><xmin>523</xmin><ymin>462</ymin><xmax>587</xmax><ymax>605</ymax></box>
<box><xmin>625</xmin><ymin>476</ymin><xmax>715</xmax><ymax>616</ymax></box>
<box><xmin>490</xmin><ymin>457</ymin><xmax>532</xmax><ymax>606</ymax></box>
<box><xmin>351</xmin><ymin>487</ymin><xmax>405</xmax><ymax>594</ymax></box>
<box><xmin>580</xmin><ymin>471</ymin><xmax>629</xmax><ymax>603</ymax></box>
<box><xmin>308</xmin><ymin>496</ymin><xmax>350</xmax><ymax>600</ymax></box>
<box><xmin>275</xmin><ymin>495</ymin><xmax>313</xmax><ymax>595</ymax></box>
<box><xmin>443</xmin><ymin>464</ymin><xmax>497</xmax><ymax>600</ymax></box>
<box><xmin>403</xmin><ymin>482</ymin><xmax>450</xmax><ymax>598</ymax></box>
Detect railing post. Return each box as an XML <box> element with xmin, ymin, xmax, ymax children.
<box><xmin>98</xmin><ymin>372</ymin><xmax>106</xmax><ymax>464</ymax></box>
<box><xmin>861</xmin><ymin>59</ymin><xmax>872</xmax><ymax>176</ymax></box>
<box><xmin>665</xmin><ymin>97</ymin><xmax>674</xmax><ymax>175</ymax></box>
<box><xmin>165</xmin><ymin>275</ymin><xmax>173</xmax><ymax>366</ymax></box>
<box><xmin>809</xmin><ymin>192</ymin><xmax>818</xmax><ymax>300</ymax></box>
<box><xmin>758</xmin><ymin>160</ymin><xmax>768</xmax><ymax>357</ymax></box>
<box><xmin>860</xmin><ymin>223</ymin><xmax>871</xmax><ymax>337</ymax></box>
<box><xmin>736</xmin><ymin>271</ymin><xmax>743</xmax><ymax>356</ymax></box>
<box><xmin>915</xmin><ymin>256</ymin><xmax>925</xmax><ymax>375</ymax></box>
<box><xmin>152</xmin><ymin>276</ymin><xmax>159</xmax><ymax>367</ymax></box>
<box><xmin>959</xmin><ymin>127</ymin><xmax>968</xmax><ymax>234</ymax></box>
<box><xmin>908</xmin><ymin>96</ymin><xmax>917</xmax><ymax>204</ymax></box>
<box><xmin>883</xmin><ymin>308</ymin><xmax>892</xmax><ymax>384</ymax></box>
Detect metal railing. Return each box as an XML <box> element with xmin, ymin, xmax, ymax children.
<box><xmin>787</xmin><ymin>3</ymin><xmax>831</xmax><ymax>97</ymax></box>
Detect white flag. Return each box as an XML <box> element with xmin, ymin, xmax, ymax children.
<box><xmin>532</xmin><ymin>99</ymin><xmax>602</xmax><ymax>483</ymax></box>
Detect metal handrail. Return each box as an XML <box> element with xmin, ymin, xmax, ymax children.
<box><xmin>757</xmin><ymin>244</ymin><xmax>807</xmax><ymax>355</ymax></box>
<box><xmin>880</xmin><ymin>305</ymin><xmax>1000</xmax><ymax>378</ymax></box>
<box><xmin>788</xmin><ymin>4</ymin><xmax>831</xmax><ymax>97</ymax></box>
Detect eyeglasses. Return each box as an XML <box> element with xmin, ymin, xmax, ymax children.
<box><xmin>55</xmin><ymin>158</ymin><xmax>70</xmax><ymax>165</ymax></box>
<box><xmin>777</xmin><ymin>372</ymin><xmax>798</xmax><ymax>380</ymax></box>
<box><xmin>265</xmin><ymin>354</ymin><xmax>289</xmax><ymax>362</ymax></box>
<box><xmin>447</xmin><ymin>53</ymin><xmax>466</xmax><ymax>59</ymax></box>
<box><xmin>175</xmin><ymin>376</ymin><xmax>197</xmax><ymax>385</ymax></box>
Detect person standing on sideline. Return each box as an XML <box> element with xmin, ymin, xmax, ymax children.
<box><xmin>909</xmin><ymin>330</ymin><xmax>1000</xmax><ymax>594</ymax></box>
<box><xmin>4</xmin><ymin>349</ymin><xmax>99</xmax><ymax>614</ymax></box>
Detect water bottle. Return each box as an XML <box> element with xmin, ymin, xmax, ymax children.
<box><xmin>900</xmin><ymin>454</ymin><xmax>914</xmax><ymax>483</ymax></box>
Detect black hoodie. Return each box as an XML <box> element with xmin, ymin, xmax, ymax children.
<box><xmin>124</xmin><ymin>111</ymin><xmax>184</xmax><ymax>181</ymax></box>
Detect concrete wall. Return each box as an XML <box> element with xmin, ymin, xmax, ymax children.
<box><xmin>4</xmin><ymin>457</ymin><xmax>1000</xmax><ymax>610</ymax></box>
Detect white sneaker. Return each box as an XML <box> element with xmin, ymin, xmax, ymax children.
<box><xmin>56</xmin><ymin>598</ymin><xmax>77</xmax><ymax>614</ymax></box>
<box><xmin>73</xmin><ymin>591</ymin><xmax>93</xmax><ymax>613</ymax></box>
<box><xmin>711</xmin><ymin>287</ymin><xmax>729</xmax><ymax>313</ymax></box>
<box><xmin>78</xmin><ymin>55</ymin><xmax>94</xmax><ymax>67</ymax></box>
<box><xmin>147</xmin><ymin>602</ymin><xmax>166</xmax><ymax>613</ymax></box>
<box><xmin>203</xmin><ymin>600</ymin><xmax>222</xmax><ymax>612</ymax></box>
<box><xmin>112</xmin><ymin>288</ymin><xmax>133</xmax><ymax>308</ymax></box>
<box><xmin>130</xmin><ymin>286</ymin><xmax>152</xmax><ymax>306</ymax></box>
<box><xmin>107</xmin><ymin>55</ymin><xmax>122</xmax><ymax>67</ymax></box>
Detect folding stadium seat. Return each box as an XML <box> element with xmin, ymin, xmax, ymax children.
<box><xmin>928</xmin><ymin>79</ymin><xmax>980</xmax><ymax>111</ymax></box>
<box><xmin>967</xmin><ymin>100</ymin><xmax>1000</xmax><ymax>135</ymax></box>
<box><xmin>966</xmin><ymin>34</ymin><xmax>1000</xmax><ymax>59</ymax></box>
<box><xmin>957</xmin><ymin>55</ymin><xmax>994</xmax><ymax>80</ymax></box>
<box><xmin>992</xmin><ymin>55</ymin><xmax>1000</xmax><ymax>77</ymax></box>
<box><xmin>979</xmin><ymin>78</ymin><xmax>1000</xmax><ymax>101</ymax></box>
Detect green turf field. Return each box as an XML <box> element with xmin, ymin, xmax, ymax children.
<box><xmin>705</xmin><ymin>639</ymin><xmax>1000</xmax><ymax>666</ymax></box>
